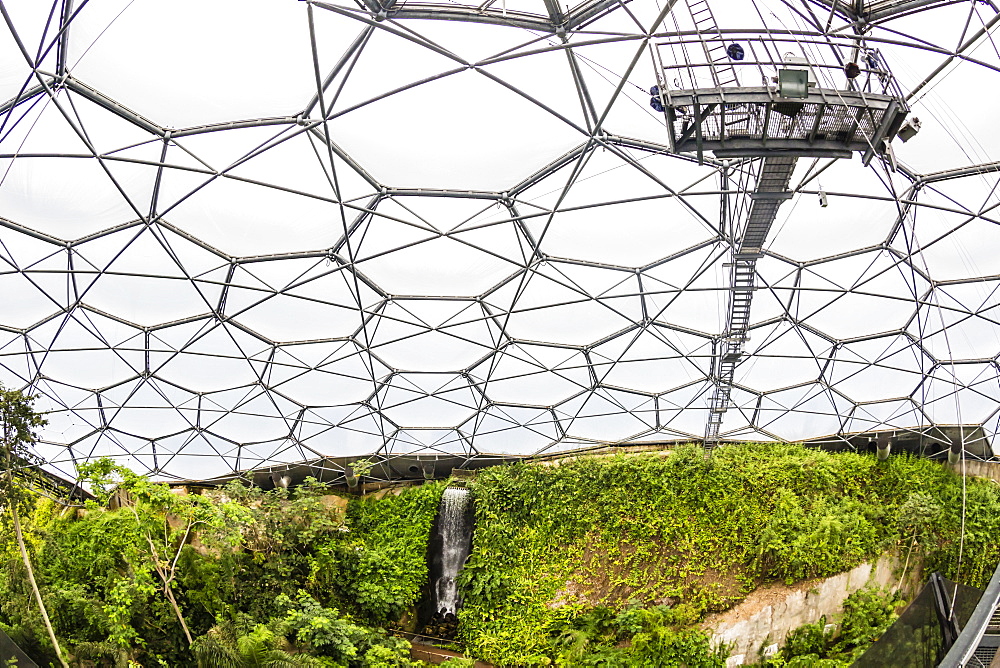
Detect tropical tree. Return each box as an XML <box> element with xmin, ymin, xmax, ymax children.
<box><xmin>78</xmin><ymin>457</ymin><xmax>253</xmax><ymax>649</ymax></box>
<box><xmin>0</xmin><ymin>384</ymin><xmax>69</xmax><ymax>667</ymax></box>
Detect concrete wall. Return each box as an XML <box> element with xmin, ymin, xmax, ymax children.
<box><xmin>961</xmin><ymin>460</ymin><xmax>1000</xmax><ymax>486</ymax></box>
<box><xmin>702</xmin><ymin>554</ymin><xmax>920</xmax><ymax>666</ymax></box>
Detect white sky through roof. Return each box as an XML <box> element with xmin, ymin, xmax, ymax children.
<box><xmin>1</xmin><ymin>0</ymin><xmax>999</xmax><ymax>481</ymax></box>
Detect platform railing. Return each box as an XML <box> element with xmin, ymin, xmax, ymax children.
<box><xmin>654</xmin><ymin>31</ymin><xmax>906</xmax><ymax>100</ymax></box>
<box><xmin>650</xmin><ymin>32</ymin><xmax>910</xmax><ymax>162</ymax></box>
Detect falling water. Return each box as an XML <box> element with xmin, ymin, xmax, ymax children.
<box><xmin>431</xmin><ymin>487</ymin><xmax>473</xmax><ymax>615</ymax></box>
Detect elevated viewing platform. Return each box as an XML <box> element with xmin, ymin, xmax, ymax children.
<box><xmin>652</xmin><ymin>24</ymin><xmax>912</xmax><ymax>162</ymax></box>
<box><xmin>651</xmin><ymin>4</ymin><xmax>919</xmax><ymax>446</ymax></box>
<box><xmin>657</xmin><ymin>86</ymin><xmax>906</xmax><ymax>160</ymax></box>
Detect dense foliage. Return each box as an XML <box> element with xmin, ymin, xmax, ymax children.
<box><xmin>540</xmin><ymin>602</ymin><xmax>728</xmax><ymax>667</ymax></box>
<box><xmin>3</xmin><ymin>441</ymin><xmax>998</xmax><ymax>667</ymax></box>
<box><xmin>0</xmin><ymin>386</ymin><xmax>67</xmax><ymax>667</ymax></box>
<box><xmin>0</xmin><ymin>462</ymin><xmax>444</xmax><ymax>667</ymax></box>
<box><xmin>458</xmin><ymin>443</ymin><xmax>1000</xmax><ymax>665</ymax></box>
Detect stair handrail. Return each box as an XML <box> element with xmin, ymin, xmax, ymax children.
<box><xmin>937</xmin><ymin>561</ymin><xmax>1000</xmax><ymax>667</ymax></box>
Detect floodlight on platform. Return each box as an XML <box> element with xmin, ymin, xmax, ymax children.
<box><xmin>778</xmin><ymin>69</ymin><xmax>809</xmax><ymax>99</ymax></box>
<box><xmin>783</xmin><ymin>55</ymin><xmax>818</xmax><ymax>86</ymax></box>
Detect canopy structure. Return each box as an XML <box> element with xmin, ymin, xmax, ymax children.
<box><xmin>1</xmin><ymin>0</ymin><xmax>999</xmax><ymax>482</ymax></box>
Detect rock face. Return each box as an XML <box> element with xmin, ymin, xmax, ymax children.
<box><xmin>318</xmin><ymin>494</ymin><xmax>350</xmax><ymax>517</ymax></box>
<box><xmin>702</xmin><ymin>554</ymin><xmax>920</xmax><ymax>665</ymax></box>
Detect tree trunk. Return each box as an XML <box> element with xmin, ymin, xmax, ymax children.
<box><xmin>9</xmin><ymin>492</ymin><xmax>70</xmax><ymax>668</ymax></box>
<box><xmin>160</xmin><ymin>576</ymin><xmax>194</xmax><ymax>646</ymax></box>
<box><xmin>142</xmin><ymin>528</ymin><xmax>194</xmax><ymax>645</ymax></box>
<box><xmin>2</xmin><ymin>389</ymin><xmax>67</xmax><ymax>667</ymax></box>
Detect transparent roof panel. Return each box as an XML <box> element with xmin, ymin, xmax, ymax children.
<box><xmin>68</xmin><ymin>0</ymin><xmax>317</xmax><ymax>128</ymax></box>
<box><xmin>2</xmin><ymin>0</ymin><xmax>999</xmax><ymax>481</ymax></box>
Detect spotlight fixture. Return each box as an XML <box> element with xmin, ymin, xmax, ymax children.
<box><xmin>897</xmin><ymin>117</ymin><xmax>921</xmax><ymax>142</ymax></box>
<box><xmin>778</xmin><ymin>69</ymin><xmax>809</xmax><ymax>99</ymax></box>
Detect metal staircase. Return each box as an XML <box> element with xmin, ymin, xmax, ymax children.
<box><xmin>705</xmin><ymin>156</ymin><xmax>797</xmax><ymax>447</ymax></box>
<box><xmin>685</xmin><ymin>0</ymin><xmax>738</xmax><ymax>87</ymax></box>
<box><xmin>971</xmin><ymin>602</ymin><xmax>1000</xmax><ymax>666</ymax></box>
<box><xmin>937</xmin><ymin>560</ymin><xmax>1000</xmax><ymax>667</ymax></box>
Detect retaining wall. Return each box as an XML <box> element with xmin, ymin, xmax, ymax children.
<box><xmin>702</xmin><ymin>553</ymin><xmax>921</xmax><ymax>665</ymax></box>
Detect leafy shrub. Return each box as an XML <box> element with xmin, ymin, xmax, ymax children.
<box><xmin>277</xmin><ymin>591</ymin><xmax>369</xmax><ymax>663</ymax></box>
<box><xmin>628</xmin><ymin>606</ymin><xmax>727</xmax><ymax>668</ymax></box>
<box><xmin>340</xmin><ymin>483</ymin><xmax>445</xmax><ymax>623</ymax></box>
<box><xmin>438</xmin><ymin>659</ymin><xmax>476</xmax><ymax>668</ymax></box>
<box><xmin>780</xmin><ymin>617</ymin><xmax>834</xmax><ymax>660</ymax></box>
<box><xmin>756</xmin><ymin>492</ymin><xmax>880</xmax><ymax>583</ymax></box>
<box><xmin>833</xmin><ymin>587</ymin><xmax>901</xmax><ymax>654</ymax></box>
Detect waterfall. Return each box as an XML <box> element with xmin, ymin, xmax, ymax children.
<box><xmin>430</xmin><ymin>487</ymin><xmax>473</xmax><ymax>615</ymax></box>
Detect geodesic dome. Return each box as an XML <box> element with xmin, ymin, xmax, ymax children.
<box><xmin>2</xmin><ymin>0</ymin><xmax>999</xmax><ymax>481</ymax></box>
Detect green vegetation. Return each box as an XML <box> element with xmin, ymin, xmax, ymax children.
<box><xmin>1</xmin><ymin>386</ymin><xmax>68</xmax><ymax>667</ymax></box>
<box><xmin>538</xmin><ymin>602</ymin><xmax>729</xmax><ymax>667</ymax></box>
<box><xmin>3</xmin><ymin>386</ymin><xmax>999</xmax><ymax>668</ymax></box>
<box><xmin>0</xmin><ymin>453</ymin><xmax>444</xmax><ymax>666</ymax></box>
<box><xmin>458</xmin><ymin>443</ymin><xmax>1000</xmax><ymax>665</ymax></box>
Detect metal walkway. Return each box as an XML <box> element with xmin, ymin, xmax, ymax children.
<box><xmin>652</xmin><ymin>20</ymin><xmax>910</xmax><ymax>164</ymax></box>
<box><xmin>977</xmin><ymin>604</ymin><xmax>1000</xmax><ymax>666</ymax></box>
<box><xmin>705</xmin><ymin>156</ymin><xmax>797</xmax><ymax>446</ymax></box>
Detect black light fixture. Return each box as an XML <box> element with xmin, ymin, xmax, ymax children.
<box><xmin>727</xmin><ymin>43</ymin><xmax>745</xmax><ymax>61</ymax></box>
<box><xmin>649</xmin><ymin>84</ymin><xmax>664</xmax><ymax>112</ymax></box>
